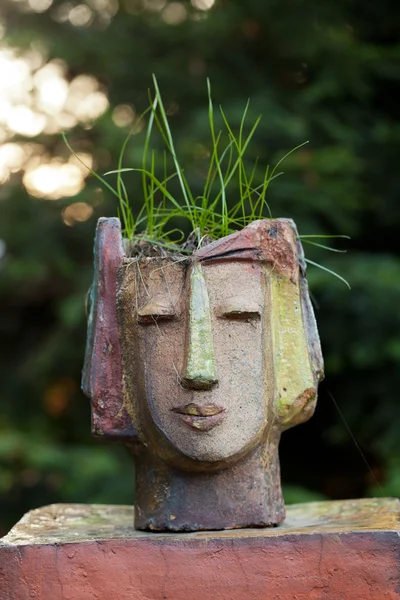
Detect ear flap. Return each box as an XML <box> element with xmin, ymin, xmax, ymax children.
<box><xmin>82</xmin><ymin>218</ymin><xmax>136</xmax><ymax>439</ymax></box>
<box><xmin>268</xmin><ymin>219</ymin><xmax>324</xmax><ymax>429</ymax></box>
<box><xmin>289</xmin><ymin>220</ymin><xmax>324</xmax><ymax>386</ymax></box>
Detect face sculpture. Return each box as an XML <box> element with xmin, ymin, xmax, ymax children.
<box><xmin>83</xmin><ymin>217</ymin><xmax>323</xmax><ymax>531</ymax></box>
<box><xmin>122</xmin><ymin>258</ymin><xmax>273</xmax><ymax>468</ymax></box>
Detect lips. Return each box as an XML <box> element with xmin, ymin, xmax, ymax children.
<box><xmin>171</xmin><ymin>402</ymin><xmax>225</xmax><ymax>431</ymax></box>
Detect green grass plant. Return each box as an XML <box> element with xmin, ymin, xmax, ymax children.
<box><xmin>63</xmin><ymin>75</ymin><xmax>350</xmax><ymax>287</ymax></box>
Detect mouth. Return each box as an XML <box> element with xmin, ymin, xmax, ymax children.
<box><xmin>171</xmin><ymin>403</ymin><xmax>225</xmax><ymax>432</ymax></box>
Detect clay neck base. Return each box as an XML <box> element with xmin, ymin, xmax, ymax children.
<box><xmin>133</xmin><ymin>435</ymin><xmax>285</xmax><ymax>532</ymax></box>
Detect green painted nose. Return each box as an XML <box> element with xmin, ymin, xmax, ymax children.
<box><xmin>182</xmin><ymin>262</ymin><xmax>218</xmax><ymax>390</ymax></box>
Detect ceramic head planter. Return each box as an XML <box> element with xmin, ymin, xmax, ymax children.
<box><xmin>82</xmin><ymin>217</ymin><xmax>323</xmax><ymax>532</ymax></box>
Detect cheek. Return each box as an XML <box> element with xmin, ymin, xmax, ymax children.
<box><xmin>141</xmin><ymin>322</ymin><xmax>187</xmax><ymax>411</ymax></box>
<box><xmin>214</xmin><ymin>321</ymin><xmax>267</xmax><ymax>429</ymax></box>
<box><xmin>214</xmin><ymin>319</ymin><xmax>263</xmax><ymax>385</ymax></box>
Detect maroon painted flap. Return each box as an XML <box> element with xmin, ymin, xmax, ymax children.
<box><xmin>82</xmin><ymin>218</ymin><xmax>136</xmax><ymax>439</ymax></box>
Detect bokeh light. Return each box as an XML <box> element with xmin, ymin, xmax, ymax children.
<box><xmin>28</xmin><ymin>0</ymin><xmax>53</xmax><ymax>12</ymax></box>
<box><xmin>0</xmin><ymin>143</ymin><xmax>26</xmax><ymax>182</ymax></box>
<box><xmin>0</xmin><ymin>0</ymin><xmax>215</xmax><ymax>204</ymax></box>
<box><xmin>23</xmin><ymin>162</ymin><xmax>85</xmax><ymax>199</ymax></box>
<box><xmin>68</xmin><ymin>4</ymin><xmax>94</xmax><ymax>26</ymax></box>
<box><xmin>7</xmin><ymin>107</ymin><xmax>47</xmax><ymax>137</ymax></box>
<box><xmin>0</xmin><ymin>46</ymin><xmax>108</xmax><ymax>200</ymax></box>
<box><xmin>62</xmin><ymin>202</ymin><xmax>94</xmax><ymax>226</ymax></box>
<box><xmin>191</xmin><ymin>0</ymin><xmax>214</xmax><ymax>10</ymax></box>
<box><xmin>112</xmin><ymin>104</ymin><xmax>136</xmax><ymax>127</ymax></box>
<box><xmin>162</xmin><ymin>2</ymin><xmax>187</xmax><ymax>24</ymax></box>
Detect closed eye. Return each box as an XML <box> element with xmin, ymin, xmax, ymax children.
<box><xmin>138</xmin><ymin>313</ymin><xmax>176</xmax><ymax>324</ymax></box>
<box><xmin>219</xmin><ymin>309</ymin><xmax>261</xmax><ymax>321</ymax></box>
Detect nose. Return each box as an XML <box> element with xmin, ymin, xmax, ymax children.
<box><xmin>182</xmin><ymin>262</ymin><xmax>218</xmax><ymax>390</ymax></box>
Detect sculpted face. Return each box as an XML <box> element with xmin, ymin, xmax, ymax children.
<box><xmin>115</xmin><ymin>219</ymin><xmax>322</xmax><ymax>469</ymax></box>
<box><xmin>84</xmin><ymin>218</ymin><xmax>323</xmax><ymax>469</ymax></box>
<box><xmin>118</xmin><ymin>259</ymin><xmax>272</xmax><ymax>465</ymax></box>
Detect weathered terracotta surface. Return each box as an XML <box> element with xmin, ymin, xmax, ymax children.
<box><xmin>195</xmin><ymin>218</ymin><xmax>299</xmax><ymax>282</ymax></box>
<box><xmin>82</xmin><ymin>218</ymin><xmax>135</xmax><ymax>439</ymax></box>
<box><xmin>1</xmin><ymin>499</ymin><xmax>399</xmax><ymax>600</ymax></box>
<box><xmin>82</xmin><ymin>217</ymin><xmax>324</xmax><ymax>531</ymax></box>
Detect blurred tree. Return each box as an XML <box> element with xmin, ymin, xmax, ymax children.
<box><xmin>0</xmin><ymin>0</ymin><xmax>399</xmax><ymax>533</ymax></box>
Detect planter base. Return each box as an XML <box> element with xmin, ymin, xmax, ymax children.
<box><xmin>0</xmin><ymin>498</ymin><xmax>399</xmax><ymax>600</ymax></box>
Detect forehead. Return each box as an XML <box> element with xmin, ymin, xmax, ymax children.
<box><xmin>202</xmin><ymin>261</ymin><xmax>264</xmax><ymax>310</ymax></box>
<box><xmin>124</xmin><ymin>259</ymin><xmax>265</xmax><ymax>312</ymax></box>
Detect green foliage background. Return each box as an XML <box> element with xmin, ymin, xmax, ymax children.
<box><xmin>0</xmin><ymin>0</ymin><xmax>399</xmax><ymax>534</ymax></box>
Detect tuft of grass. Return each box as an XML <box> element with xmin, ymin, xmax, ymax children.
<box><xmin>63</xmin><ymin>75</ymin><xmax>350</xmax><ymax>287</ymax></box>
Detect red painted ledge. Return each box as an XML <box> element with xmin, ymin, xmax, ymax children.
<box><xmin>0</xmin><ymin>498</ymin><xmax>399</xmax><ymax>600</ymax></box>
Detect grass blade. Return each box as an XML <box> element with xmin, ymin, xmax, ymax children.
<box><xmin>207</xmin><ymin>79</ymin><xmax>229</xmax><ymax>235</ymax></box>
<box><xmin>270</xmin><ymin>141</ymin><xmax>309</xmax><ymax>179</ymax></box>
<box><xmin>299</xmin><ymin>234</ymin><xmax>351</xmax><ymax>239</ymax></box>
<box><xmin>305</xmin><ymin>258</ymin><xmax>351</xmax><ymax>289</ymax></box>
<box><xmin>152</xmin><ymin>74</ymin><xmax>195</xmax><ymax>226</ymax></box>
<box><xmin>302</xmin><ymin>240</ymin><xmax>347</xmax><ymax>253</ymax></box>
<box><xmin>62</xmin><ymin>133</ymin><xmax>120</xmax><ymax>199</ymax></box>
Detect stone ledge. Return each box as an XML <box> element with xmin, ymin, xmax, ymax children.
<box><xmin>0</xmin><ymin>498</ymin><xmax>399</xmax><ymax>600</ymax></box>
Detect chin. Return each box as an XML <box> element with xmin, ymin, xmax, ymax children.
<box><xmin>157</xmin><ymin>433</ymin><xmax>261</xmax><ymax>471</ymax></box>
